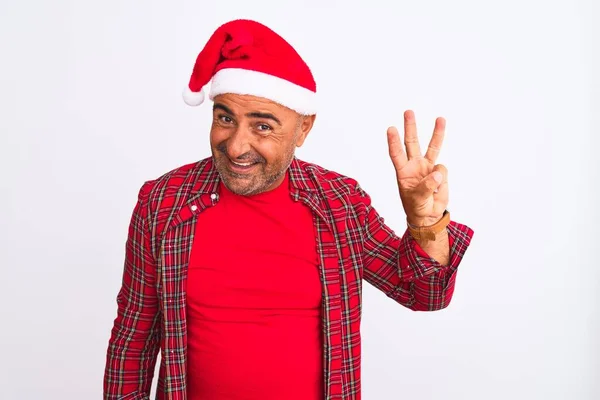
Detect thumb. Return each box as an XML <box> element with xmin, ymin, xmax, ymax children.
<box><xmin>414</xmin><ymin>167</ymin><xmax>445</xmax><ymax>200</ymax></box>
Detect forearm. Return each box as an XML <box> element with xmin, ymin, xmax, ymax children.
<box><xmin>104</xmin><ymin>293</ymin><xmax>160</xmax><ymax>398</ymax></box>
<box><xmin>414</xmin><ymin>228</ymin><xmax>450</xmax><ymax>265</ymax></box>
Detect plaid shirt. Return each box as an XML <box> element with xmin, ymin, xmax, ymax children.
<box><xmin>104</xmin><ymin>157</ymin><xmax>474</xmax><ymax>400</ymax></box>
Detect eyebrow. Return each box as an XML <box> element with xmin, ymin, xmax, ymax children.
<box><xmin>213</xmin><ymin>103</ymin><xmax>234</xmax><ymax>115</ymax></box>
<box><xmin>246</xmin><ymin>111</ymin><xmax>281</xmax><ymax>126</ymax></box>
<box><xmin>213</xmin><ymin>103</ymin><xmax>282</xmax><ymax>126</ymax></box>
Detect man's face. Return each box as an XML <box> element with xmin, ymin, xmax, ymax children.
<box><xmin>210</xmin><ymin>94</ymin><xmax>316</xmax><ymax>196</ymax></box>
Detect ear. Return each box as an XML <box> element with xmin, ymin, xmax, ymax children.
<box><xmin>294</xmin><ymin>114</ymin><xmax>316</xmax><ymax>147</ymax></box>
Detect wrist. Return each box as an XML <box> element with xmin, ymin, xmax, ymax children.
<box><xmin>406</xmin><ymin>210</ymin><xmax>450</xmax><ymax>242</ymax></box>
<box><xmin>407</xmin><ymin>215</ymin><xmax>443</xmax><ymax>228</ymax></box>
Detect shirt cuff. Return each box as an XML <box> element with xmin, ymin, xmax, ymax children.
<box><xmin>401</xmin><ymin>220</ymin><xmax>474</xmax><ymax>279</ymax></box>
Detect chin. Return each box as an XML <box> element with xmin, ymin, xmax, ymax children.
<box><xmin>219</xmin><ymin>174</ymin><xmax>259</xmax><ymax>196</ymax></box>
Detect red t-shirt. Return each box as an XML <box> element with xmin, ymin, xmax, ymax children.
<box><xmin>186</xmin><ymin>172</ymin><xmax>323</xmax><ymax>400</ymax></box>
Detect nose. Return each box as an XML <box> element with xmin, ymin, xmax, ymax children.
<box><xmin>226</xmin><ymin>125</ymin><xmax>253</xmax><ymax>160</ymax></box>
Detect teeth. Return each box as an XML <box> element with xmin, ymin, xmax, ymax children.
<box><xmin>232</xmin><ymin>160</ymin><xmax>253</xmax><ymax>167</ymax></box>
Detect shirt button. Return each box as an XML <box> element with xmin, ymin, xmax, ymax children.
<box><xmin>191</xmin><ymin>205</ymin><xmax>198</xmax><ymax>211</ymax></box>
<box><xmin>210</xmin><ymin>193</ymin><xmax>218</xmax><ymax>200</ymax></box>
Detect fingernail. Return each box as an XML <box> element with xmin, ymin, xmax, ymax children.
<box><xmin>433</xmin><ymin>172</ymin><xmax>443</xmax><ymax>182</ymax></box>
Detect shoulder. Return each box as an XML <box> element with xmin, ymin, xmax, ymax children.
<box><xmin>136</xmin><ymin>157</ymin><xmax>213</xmax><ymax>210</ymax></box>
<box><xmin>294</xmin><ymin>158</ymin><xmax>371</xmax><ymax>205</ymax></box>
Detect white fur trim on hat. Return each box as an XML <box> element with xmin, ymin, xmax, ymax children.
<box><xmin>208</xmin><ymin>68</ymin><xmax>317</xmax><ymax>115</ymax></box>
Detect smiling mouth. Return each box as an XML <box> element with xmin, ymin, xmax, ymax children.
<box><xmin>227</xmin><ymin>158</ymin><xmax>260</xmax><ymax>173</ymax></box>
<box><xmin>231</xmin><ymin>160</ymin><xmax>255</xmax><ymax>167</ymax></box>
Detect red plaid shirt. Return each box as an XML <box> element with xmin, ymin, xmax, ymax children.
<box><xmin>104</xmin><ymin>157</ymin><xmax>474</xmax><ymax>400</ymax></box>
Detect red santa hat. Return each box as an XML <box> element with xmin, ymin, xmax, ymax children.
<box><xmin>182</xmin><ymin>19</ymin><xmax>317</xmax><ymax>115</ymax></box>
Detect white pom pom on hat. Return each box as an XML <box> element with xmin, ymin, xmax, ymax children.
<box><xmin>182</xmin><ymin>86</ymin><xmax>205</xmax><ymax>106</ymax></box>
<box><xmin>181</xmin><ymin>19</ymin><xmax>317</xmax><ymax>115</ymax></box>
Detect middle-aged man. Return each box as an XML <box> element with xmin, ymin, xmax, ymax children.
<box><xmin>104</xmin><ymin>18</ymin><xmax>474</xmax><ymax>400</ymax></box>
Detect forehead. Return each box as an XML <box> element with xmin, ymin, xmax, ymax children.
<box><xmin>213</xmin><ymin>93</ymin><xmax>294</xmax><ymax>115</ymax></box>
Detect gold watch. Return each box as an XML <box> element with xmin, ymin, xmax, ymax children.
<box><xmin>407</xmin><ymin>210</ymin><xmax>450</xmax><ymax>241</ymax></box>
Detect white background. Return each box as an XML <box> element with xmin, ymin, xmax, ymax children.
<box><xmin>1</xmin><ymin>0</ymin><xmax>598</xmax><ymax>399</ymax></box>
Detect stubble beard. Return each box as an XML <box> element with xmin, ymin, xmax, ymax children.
<box><xmin>213</xmin><ymin>134</ymin><xmax>297</xmax><ymax>196</ymax></box>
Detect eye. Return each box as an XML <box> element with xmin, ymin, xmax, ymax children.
<box><xmin>216</xmin><ymin>114</ymin><xmax>234</xmax><ymax>125</ymax></box>
<box><xmin>256</xmin><ymin>123</ymin><xmax>272</xmax><ymax>132</ymax></box>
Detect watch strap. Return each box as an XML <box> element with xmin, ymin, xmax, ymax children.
<box><xmin>408</xmin><ymin>210</ymin><xmax>450</xmax><ymax>241</ymax></box>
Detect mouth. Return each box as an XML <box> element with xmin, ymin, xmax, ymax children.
<box><xmin>227</xmin><ymin>158</ymin><xmax>260</xmax><ymax>174</ymax></box>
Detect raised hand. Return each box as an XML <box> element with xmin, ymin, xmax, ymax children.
<box><xmin>387</xmin><ymin>110</ymin><xmax>449</xmax><ymax>227</ymax></box>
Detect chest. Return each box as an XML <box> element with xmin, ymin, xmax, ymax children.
<box><xmin>187</xmin><ymin>196</ymin><xmax>321</xmax><ymax>311</ymax></box>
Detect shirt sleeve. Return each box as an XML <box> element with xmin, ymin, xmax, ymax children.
<box><xmin>104</xmin><ymin>182</ymin><xmax>161</xmax><ymax>399</ymax></box>
<box><xmin>359</xmin><ymin>189</ymin><xmax>474</xmax><ymax>311</ymax></box>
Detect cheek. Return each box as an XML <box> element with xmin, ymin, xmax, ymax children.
<box><xmin>257</xmin><ymin>140</ymin><xmax>294</xmax><ymax>165</ymax></box>
<box><xmin>209</xmin><ymin>126</ymin><xmax>229</xmax><ymax>147</ymax></box>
